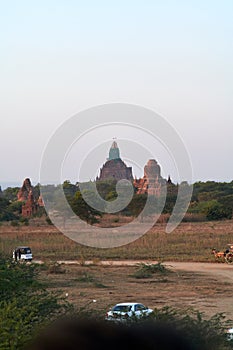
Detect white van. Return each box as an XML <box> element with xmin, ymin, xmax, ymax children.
<box><xmin>13</xmin><ymin>246</ymin><xmax>33</xmax><ymax>262</ymax></box>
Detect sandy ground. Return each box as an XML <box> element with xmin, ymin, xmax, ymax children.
<box><xmin>39</xmin><ymin>260</ymin><xmax>233</xmax><ymax>321</ymax></box>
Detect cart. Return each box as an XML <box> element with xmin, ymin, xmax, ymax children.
<box><xmin>225</xmin><ymin>244</ymin><xmax>233</xmax><ymax>264</ymax></box>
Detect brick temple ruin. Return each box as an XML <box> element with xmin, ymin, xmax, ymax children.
<box><xmin>17</xmin><ymin>178</ymin><xmax>43</xmax><ymax>217</ymax></box>
<box><xmin>97</xmin><ymin>141</ymin><xmax>172</xmax><ymax>196</ymax></box>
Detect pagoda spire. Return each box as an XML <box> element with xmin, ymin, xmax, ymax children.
<box><xmin>109</xmin><ymin>139</ymin><xmax>120</xmax><ymax>160</ymax></box>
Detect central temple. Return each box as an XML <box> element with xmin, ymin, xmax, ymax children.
<box><xmin>96</xmin><ymin>141</ymin><xmax>171</xmax><ymax>197</ymax></box>
<box><xmin>96</xmin><ymin>141</ymin><xmax>133</xmax><ymax>182</ymax></box>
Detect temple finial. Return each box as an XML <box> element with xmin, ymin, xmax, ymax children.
<box><xmin>109</xmin><ymin>139</ymin><xmax>120</xmax><ymax>159</ymax></box>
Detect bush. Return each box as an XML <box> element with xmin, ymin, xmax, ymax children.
<box><xmin>0</xmin><ymin>256</ymin><xmax>72</xmax><ymax>349</ymax></box>
<box><xmin>188</xmin><ymin>200</ymin><xmax>232</xmax><ymax>221</ymax></box>
<box><xmin>45</xmin><ymin>216</ymin><xmax>53</xmax><ymax>225</ymax></box>
<box><xmin>19</xmin><ymin>217</ymin><xmax>29</xmax><ymax>225</ymax></box>
<box><xmin>206</xmin><ymin>203</ymin><xmax>232</xmax><ymax>221</ymax></box>
<box><xmin>182</xmin><ymin>213</ymin><xmax>206</xmax><ymax>222</ymax></box>
<box><xmin>132</xmin><ymin>263</ymin><xmax>170</xmax><ymax>279</ymax></box>
<box><xmin>11</xmin><ymin>220</ymin><xmax>19</xmax><ymax>227</ymax></box>
<box><xmin>153</xmin><ymin>306</ymin><xmax>233</xmax><ymax>350</ymax></box>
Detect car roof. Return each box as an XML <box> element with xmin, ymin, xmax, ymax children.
<box><xmin>114</xmin><ymin>303</ymin><xmax>143</xmax><ymax>306</ymax></box>
<box><xmin>15</xmin><ymin>246</ymin><xmax>31</xmax><ymax>249</ymax></box>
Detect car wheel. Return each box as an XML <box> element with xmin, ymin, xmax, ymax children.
<box><xmin>225</xmin><ymin>253</ymin><xmax>233</xmax><ymax>264</ymax></box>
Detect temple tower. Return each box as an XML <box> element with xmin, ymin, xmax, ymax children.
<box><xmin>96</xmin><ymin>141</ymin><xmax>133</xmax><ymax>182</ymax></box>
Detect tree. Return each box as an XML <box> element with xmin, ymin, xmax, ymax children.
<box><xmin>96</xmin><ymin>180</ymin><xmax>118</xmax><ymax>200</ymax></box>
<box><xmin>2</xmin><ymin>187</ymin><xmax>19</xmax><ymax>202</ymax></box>
<box><xmin>206</xmin><ymin>202</ymin><xmax>232</xmax><ymax>221</ymax></box>
<box><xmin>126</xmin><ymin>194</ymin><xmax>147</xmax><ymax>217</ymax></box>
<box><xmin>0</xmin><ymin>198</ymin><xmax>18</xmax><ymax>221</ymax></box>
<box><xmin>62</xmin><ymin>180</ymin><xmax>78</xmax><ymax>198</ymax></box>
<box><xmin>70</xmin><ymin>191</ymin><xmax>101</xmax><ymax>224</ymax></box>
<box><xmin>0</xmin><ymin>256</ymin><xmax>71</xmax><ymax>349</ymax></box>
<box><xmin>8</xmin><ymin>201</ymin><xmax>23</xmax><ymax>215</ymax></box>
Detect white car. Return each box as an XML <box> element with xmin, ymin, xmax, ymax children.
<box><xmin>13</xmin><ymin>246</ymin><xmax>33</xmax><ymax>262</ymax></box>
<box><xmin>106</xmin><ymin>302</ymin><xmax>154</xmax><ymax>322</ymax></box>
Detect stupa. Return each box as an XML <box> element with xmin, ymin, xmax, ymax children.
<box><xmin>96</xmin><ymin>141</ymin><xmax>133</xmax><ymax>182</ymax></box>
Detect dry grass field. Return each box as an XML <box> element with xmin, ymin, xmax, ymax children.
<box><xmin>0</xmin><ymin>219</ymin><xmax>233</xmax><ymax>261</ymax></box>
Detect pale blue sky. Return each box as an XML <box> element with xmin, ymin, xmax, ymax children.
<box><xmin>1</xmin><ymin>1</ymin><xmax>233</xmax><ymax>187</ymax></box>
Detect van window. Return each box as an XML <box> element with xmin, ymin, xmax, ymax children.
<box><xmin>20</xmin><ymin>248</ymin><xmax>31</xmax><ymax>254</ymax></box>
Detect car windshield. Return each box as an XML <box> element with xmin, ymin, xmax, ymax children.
<box><xmin>19</xmin><ymin>248</ymin><xmax>31</xmax><ymax>254</ymax></box>
<box><xmin>135</xmin><ymin>304</ymin><xmax>146</xmax><ymax>311</ymax></box>
<box><xmin>112</xmin><ymin>305</ymin><xmax>132</xmax><ymax>312</ymax></box>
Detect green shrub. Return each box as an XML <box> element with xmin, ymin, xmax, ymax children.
<box><xmin>11</xmin><ymin>220</ymin><xmax>19</xmax><ymax>227</ymax></box>
<box><xmin>206</xmin><ymin>203</ymin><xmax>232</xmax><ymax>221</ymax></box>
<box><xmin>132</xmin><ymin>263</ymin><xmax>170</xmax><ymax>279</ymax></box>
<box><xmin>19</xmin><ymin>217</ymin><xmax>29</xmax><ymax>225</ymax></box>
<box><xmin>152</xmin><ymin>306</ymin><xmax>233</xmax><ymax>350</ymax></box>
<box><xmin>45</xmin><ymin>216</ymin><xmax>53</xmax><ymax>225</ymax></box>
<box><xmin>0</xmin><ymin>256</ymin><xmax>71</xmax><ymax>349</ymax></box>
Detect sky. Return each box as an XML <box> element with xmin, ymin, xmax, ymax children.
<box><xmin>1</xmin><ymin>0</ymin><xmax>233</xmax><ymax>188</ymax></box>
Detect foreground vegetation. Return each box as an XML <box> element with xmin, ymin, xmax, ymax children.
<box><xmin>152</xmin><ymin>307</ymin><xmax>233</xmax><ymax>349</ymax></box>
<box><xmin>1</xmin><ymin>256</ymin><xmax>233</xmax><ymax>349</ymax></box>
<box><xmin>29</xmin><ymin>308</ymin><xmax>233</xmax><ymax>350</ymax></box>
<box><xmin>0</xmin><ymin>255</ymin><xmax>71</xmax><ymax>349</ymax></box>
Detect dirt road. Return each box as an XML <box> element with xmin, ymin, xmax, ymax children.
<box><xmin>166</xmin><ymin>261</ymin><xmax>233</xmax><ymax>281</ymax></box>
<box><xmin>53</xmin><ymin>259</ymin><xmax>233</xmax><ymax>281</ymax></box>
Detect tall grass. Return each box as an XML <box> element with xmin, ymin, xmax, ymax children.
<box><xmin>0</xmin><ymin>220</ymin><xmax>232</xmax><ymax>262</ymax></box>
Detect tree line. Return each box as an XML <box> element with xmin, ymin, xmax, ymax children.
<box><xmin>0</xmin><ymin>180</ymin><xmax>232</xmax><ymax>224</ymax></box>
